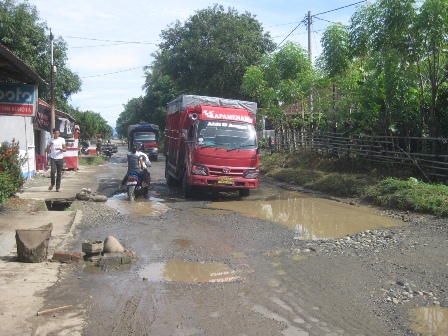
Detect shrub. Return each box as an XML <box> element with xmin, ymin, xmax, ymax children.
<box><xmin>362</xmin><ymin>178</ymin><xmax>448</xmax><ymax>216</ymax></box>
<box><xmin>0</xmin><ymin>139</ymin><xmax>25</xmax><ymax>205</ymax></box>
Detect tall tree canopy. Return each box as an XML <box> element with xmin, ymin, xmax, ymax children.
<box><xmin>155</xmin><ymin>4</ymin><xmax>275</xmax><ymax>99</ymax></box>
<box><xmin>71</xmin><ymin>109</ymin><xmax>112</xmax><ymax>141</ymax></box>
<box><xmin>117</xmin><ymin>4</ymin><xmax>275</xmax><ymax>138</ymax></box>
<box><xmin>313</xmin><ymin>0</ymin><xmax>448</xmax><ymax>144</ymax></box>
<box><xmin>242</xmin><ymin>42</ymin><xmax>314</xmax><ymax>129</ymax></box>
<box><xmin>0</xmin><ymin>0</ymin><xmax>82</xmax><ymax>111</ymax></box>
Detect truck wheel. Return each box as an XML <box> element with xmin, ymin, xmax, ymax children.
<box><xmin>239</xmin><ymin>189</ymin><xmax>250</xmax><ymax>197</ymax></box>
<box><xmin>151</xmin><ymin>154</ymin><xmax>158</xmax><ymax>162</ymax></box>
<box><xmin>183</xmin><ymin>173</ymin><xmax>193</xmax><ymax>199</ymax></box>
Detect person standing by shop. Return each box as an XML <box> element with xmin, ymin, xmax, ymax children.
<box><xmin>46</xmin><ymin>128</ymin><xmax>66</xmax><ymax>192</ymax></box>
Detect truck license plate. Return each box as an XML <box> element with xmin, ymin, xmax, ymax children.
<box><xmin>217</xmin><ymin>177</ymin><xmax>234</xmax><ymax>185</ymax></box>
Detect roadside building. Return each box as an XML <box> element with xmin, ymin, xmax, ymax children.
<box><xmin>0</xmin><ymin>44</ymin><xmax>46</xmax><ymax>178</ymax></box>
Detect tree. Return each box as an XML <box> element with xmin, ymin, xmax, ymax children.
<box><xmin>414</xmin><ymin>0</ymin><xmax>448</xmax><ymax>138</ymax></box>
<box><xmin>317</xmin><ymin>23</ymin><xmax>351</xmax><ymax>132</ymax></box>
<box><xmin>320</xmin><ymin>23</ymin><xmax>350</xmax><ymax>79</ymax></box>
<box><xmin>71</xmin><ymin>110</ymin><xmax>111</xmax><ymax>141</ymax></box>
<box><xmin>349</xmin><ymin>0</ymin><xmax>419</xmax><ymax>136</ymax></box>
<box><xmin>0</xmin><ymin>0</ymin><xmax>81</xmax><ymax>110</ymax></box>
<box><xmin>115</xmin><ymin>97</ymin><xmax>145</xmax><ymax>139</ymax></box>
<box><xmin>242</xmin><ymin>42</ymin><xmax>314</xmax><ymax>129</ymax></box>
<box><xmin>156</xmin><ymin>4</ymin><xmax>275</xmax><ymax>99</ymax></box>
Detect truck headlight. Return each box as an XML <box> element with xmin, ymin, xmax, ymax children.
<box><xmin>191</xmin><ymin>164</ymin><xmax>208</xmax><ymax>176</ymax></box>
<box><xmin>243</xmin><ymin>168</ymin><xmax>259</xmax><ymax>179</ymax></box>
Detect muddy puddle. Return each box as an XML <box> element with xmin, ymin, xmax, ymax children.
<box><xmin>208</xmin><ymin>189</ymin><xmax>405</xmax><ymax>239</ymax></box>
<box><xmin>107</xmin><ymin>193</ymin><xmax>170</xmax><ymax>217</ymax></box>
<box><xmin>409</xmin><ymin>306</ymin><xmax>448</xmax><ymax>335</ymax></box>
<box><xmin>139</xmin><ymin>260</ymin><xmax>238</xmax><ymax>283</ymax></box>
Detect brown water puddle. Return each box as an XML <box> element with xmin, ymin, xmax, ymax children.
<box><xmin>107</xmin><ymin>193</ymin><xmax>170</xmax><ymax>217</ymax></box>
<box><xmin>409</xmin><ymin>306</ymin><xmax>448</xmax><ymax>335</ymax></box>
<box><xmin>208</xmin><ymin>191</ymin><xmax>405</xmax><ymax>239</ymax></box>
<box><xmin>139</xmin><ymin>260</ymin><xmax>238</xmax><ymax>283</ymax></box>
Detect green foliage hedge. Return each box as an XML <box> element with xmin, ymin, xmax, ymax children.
<box><xmin>362</xmin><ymin>178</ymin><xmax>448</xmax><ymax>216</ymax></box>
<box><xmin>0</xmin><ymin>140</ymin><xmax>25</xmax><ymax>205</ymax></box>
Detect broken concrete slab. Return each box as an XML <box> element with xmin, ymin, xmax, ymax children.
<box><xmin>15</xmin><ymin>223</ymin><xmax>53</xmax><ymax>263</ymax></box>
<box><xmin>82</xmin><ymin>240</ymin><xmax>104</xmax><ymax>254</ymax></box>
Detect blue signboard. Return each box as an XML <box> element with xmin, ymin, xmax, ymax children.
<box><xmin>0</xmin><ymin>84</ymin><xmax>37</xmax><ymax>116</ymax></box>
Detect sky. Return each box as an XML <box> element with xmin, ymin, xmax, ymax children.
<box><xmin>26</xmin><ymin>0</ymin><xmax>365</xmax><ymax>128</ymax></box>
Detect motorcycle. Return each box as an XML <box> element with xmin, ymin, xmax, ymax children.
<box><xmin>101</xmin><ymin>147</ymin><xmax>113</xmax><ymax>158</ymax></box>
<box><xmin>126</xmin><ymin>171</ymin><xmax>148</xmax><ymax>201</ymax></box>
<box><xmin>81</xmin><ymin>146</ymin><xmax>89</xmax><ymax>155</ymax></box>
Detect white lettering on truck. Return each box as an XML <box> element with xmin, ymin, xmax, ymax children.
<box><xmin>202</xmin><ymin>110</ymin><xmax>253</xmax><ymax>124</ymax></box>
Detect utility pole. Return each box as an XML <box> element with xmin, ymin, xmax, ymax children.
<box><xmin>307</xmin><ymin>12</ymin><xmax>313</xmax><ymax>124</ymax></box>
<box><xmin>50</xmin><ymin>30</ymin><xmax>55</xmax><ymax>135</ymax></box>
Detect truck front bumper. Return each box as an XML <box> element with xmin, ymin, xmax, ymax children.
<box><xmin>190</xmin><ymin>176</ymin><xmax>258</xmax><ymax>189</ymax></box>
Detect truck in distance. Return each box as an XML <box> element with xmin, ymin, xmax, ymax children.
<box><xmin>127</xmin><ymin>122</ymin><xmax>159</xmax><ymax>161</ymax></box>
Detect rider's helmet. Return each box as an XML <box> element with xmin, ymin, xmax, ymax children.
<box><xmin>131</xmin><ymin>141</ymin><xmax>139</xmax><ymax>153</ymax></box>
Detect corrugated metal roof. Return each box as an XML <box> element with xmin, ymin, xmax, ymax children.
<box><xmin>0</xmin><ymin>44</ymin><xmax>47</xmax><ymax>85</ymax></box>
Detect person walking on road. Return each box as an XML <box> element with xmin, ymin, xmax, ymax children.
<box><xmin>46</xmin><ymin>128</ymin><xmax>66</xmax><ymax>192</ymax></box>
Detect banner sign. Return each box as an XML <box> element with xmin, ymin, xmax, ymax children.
<box><xmin>34</xmin><ymin>103</ymin><xmax>74</xmax><ymax>137</ymax></box>
<box><xmin>34</xmin><ymin>103</ymin><xmax>51</xmax><ymax>132</ymax></box>
<box><xmin>0</xmin><ymin>84</ymin><xmax>37</xmax><ymax>116</ymax></box>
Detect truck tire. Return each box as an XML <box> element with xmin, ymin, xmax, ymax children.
<box><xmin>151</xmin><ymin>154</ymin><xmax>158</xmax><ymax>162</ymax></box>
<box><xmin>183</xmin><ymin>173</ymin><xmax>193</xmax><ymax>199</ymax></box>
<box><xmin>239</xmin><ymin>188</ymin><xmax>250</xmax><ymax>197</ymax></box>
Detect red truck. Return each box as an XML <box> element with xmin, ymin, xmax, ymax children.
<box><xmin>128</xmin><ymin>122</ymin><xmax>159</xmax><ymax>161</ymax></box>
<box><xmin>164</xmin><ymin>95</ymin><xmax>259</xmax><ymax>198</ymax></box>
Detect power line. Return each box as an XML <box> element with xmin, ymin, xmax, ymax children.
<box><xmin>274</xmin><ymin>20</ymin><xmax>306</xmax><ymax>50</ymax></box>
<box><xmin>65</xmin><ymin>36</ymin><xmax>159</xmax><ymax>44</ymax></box>
<box><xmin>274</xmin><ymin>0</ymin><xmax>366</xmax><ymax>51</ymax></box>
<box><xmin>313</xmin><ymin>0</ymin><xmax>367</xmax><ymax>17</ymax></box>
<box><xmin>313</xmin><ymin>16</ymin><xmax>338</xmax><ymax>25</ymax></box>
<box><xmin>72</xmin><ymin>42</ymin><xmax>158</xmax><ymax>49</ymax></box>
<box><xmin>81</xmin><ymin>66</ymin><xmax>145</xmax><ymax>79</ymax></box>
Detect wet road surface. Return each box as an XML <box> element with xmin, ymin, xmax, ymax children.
<box><xmin>36</xmin><ymin>147</ymin><xmax>447</xmax><ymax>336</ymax></box>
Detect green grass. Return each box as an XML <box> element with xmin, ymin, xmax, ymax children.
<box><xmin>260</xmin><ymin>150</ymin><xmax>448</xmax><ymax>217</ymax></box>
<box><xmin>78</xmin><ymin>156</ymin><xmax>106</xmax><ymax>166</ymax></box>
<box><xmin>362</xmin><ymin>178</ymin><xmax>448</xmax><ymax>216</ymax></box>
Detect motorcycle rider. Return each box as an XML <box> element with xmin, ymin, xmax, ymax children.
<box><xmin>119</xmin><ymin>142</ymin><xmax>151</xmax><ymax>190</ymax></box>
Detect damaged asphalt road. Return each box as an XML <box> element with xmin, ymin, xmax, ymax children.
<box><xmin>4</xmin><ymin>149</ymin><xmax>447</xmax><ymax>335</ymax></box>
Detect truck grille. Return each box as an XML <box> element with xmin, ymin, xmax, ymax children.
<box><xmin>208</xmin><ymin>166</ymin><xmax>245</xmax><ymax>177</ymax></box>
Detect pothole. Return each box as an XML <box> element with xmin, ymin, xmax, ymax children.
<box><xmin>139</xmin><ymin>260</ymin><xmax>238</xmax><ymax>283</ymax></box>
<box><xmin>409</xmin><ymin>306</ymin><xmax>448</xmax><ymax>335</ymax></box>
<box><xmin>45</xmin><ymin>200</ymin><xmax>72</xmax><ymax>211</ymax></box>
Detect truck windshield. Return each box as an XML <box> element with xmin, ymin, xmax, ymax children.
<box><xmin>135</xmin><ymin>132</ymin><xmax>157</xmax><ymax>142</ymax></box>
<box><xmin>196</xmin><ymin>121</ymin><xmax>256</xmax><ymax>150</ymax></box>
